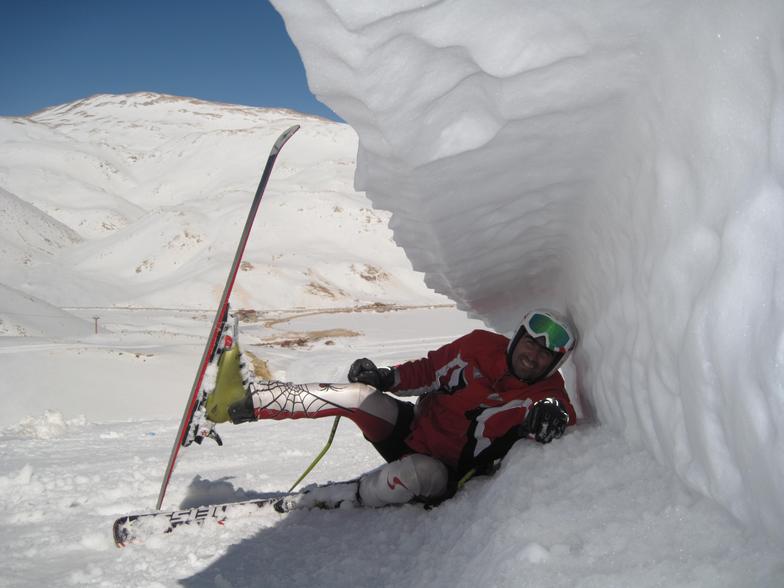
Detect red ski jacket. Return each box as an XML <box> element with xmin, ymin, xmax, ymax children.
<box><xmin>390</xmin><ymin>329</ymin><xmax>576</xmax><ymax>474</ymax></box>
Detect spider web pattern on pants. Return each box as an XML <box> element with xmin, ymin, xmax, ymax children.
<box><xmin>249</xmin><ymin>381</ymin><xmax>355</xmax><ymax>417</ymax></box>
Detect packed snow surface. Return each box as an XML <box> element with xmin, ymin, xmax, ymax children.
<box><xmin>272</xmin><ymin>0</ymin><xmax>784</xmax><ymax>541</ymax></box>
<box><xmin>2</xmin><ymin>308</ymin><xmax>783</xmax><ymax>587</ymax></box>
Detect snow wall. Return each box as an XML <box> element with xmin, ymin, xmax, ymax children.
<box><xmin>270</xmin><ymin>0</ymin><xmax>784</xmax><ymax>540</ymax></box>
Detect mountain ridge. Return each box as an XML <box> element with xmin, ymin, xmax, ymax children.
<box><xmin>0</xmin><ymin>92</ymin><xmax>448</xmax><ymax>332</ymax></box>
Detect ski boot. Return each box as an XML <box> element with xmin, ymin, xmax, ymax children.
<box><xmin>182</xmin><ymin>308</ymin><xmax>245</xmax><ymax>447</ymax></box>
<box><xmin>205</xmin><ymin>344</ymin><xmax>256</xmax><ymax>424</ymax></box>
<box><xmin>275</xmin><ymin>480</ymin><xmax>361</xmax><ymax>512</ymax></box>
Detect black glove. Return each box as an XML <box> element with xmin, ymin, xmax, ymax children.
<box><xmin>347</xmin><ymin>358</ymin><xmax>395</xmax><ymax>391</ymax></box>
<box><xmin>523</xmin><ymin>398</ymin><xmax>569</xmax><ymax>444</ymax></box>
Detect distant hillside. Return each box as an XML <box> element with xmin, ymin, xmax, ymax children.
<box><xmin>0</xmin><ymin>186</ymin><xmax>81</xmax><ymax>265</ymax></box>
<box><xmin>0</xmin><ymin>283</ymin><xmax>91</xmax><ymax>337</ymax></box>
<box><xmin>0</xmin><ymin>92</ymin><xmax>448</xmax><ymax>318</ymax></box>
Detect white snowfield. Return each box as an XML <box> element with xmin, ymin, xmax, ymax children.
<box><xmin>0</xmin><ymin>307</ymin><xmax>781</xmax><ymax>587</ymax></box>
<box><xmin>0</xmin><ymin>96</ymin><xmax>781</xmax><ymax>587</ymax></box>
<box><xmin>272</xmin><ymin>0</ymin><xmax>784</xmax><ymax>546</ymax></box>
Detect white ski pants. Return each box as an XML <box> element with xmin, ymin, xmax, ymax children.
<box><xmin>358</xmin><ymin>453</ymin><xmax>449</xmax><ymax>507</ymax></box>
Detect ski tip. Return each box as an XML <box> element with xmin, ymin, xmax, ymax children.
<box><xmin>271</xmin><ymin>125</ymin><xmax>300</xmax><ymax>155</ymax></box>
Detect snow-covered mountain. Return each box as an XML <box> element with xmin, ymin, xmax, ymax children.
<box><xmin>0</xmin><ymin>92</ymin><xmax>448</xmax><ymax>322</ymax></box>
<box><xmin>273</xmin><ymin>0</ymin><xmax>784</xmax><ymax>543</ymax></box>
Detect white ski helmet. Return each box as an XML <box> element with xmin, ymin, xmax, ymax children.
<box><xmin>507</xmin><ymin>309</ymin><xmax>577</xmax><ymax>382</ymax></box>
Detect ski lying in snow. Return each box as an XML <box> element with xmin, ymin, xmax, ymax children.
<box><xmin>155</xmin><ymin>125</ymin><xmax>300</xmax><ymax>511</ymax></box>
<box><xmin>114</xmin><ymin>496</ymin><xmax>288</xmax><ymax>547</ymax></box>
<box><xmin>115</xmin><ymin>481</ymin><xmax>360</xmax><ymax>547</ymax></box>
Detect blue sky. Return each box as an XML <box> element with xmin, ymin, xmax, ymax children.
<box><xmin>0</xmin><ymin>0</ymin><xmax>340</xmax><ymax>121</ymax></box>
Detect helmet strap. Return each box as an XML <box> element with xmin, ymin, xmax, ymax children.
<box><xmin>537</xmin><ymin>351</ymin><xmax>564</xmax><ymax>382</ymax></box>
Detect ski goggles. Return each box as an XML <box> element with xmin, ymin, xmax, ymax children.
<box><xmin>524</xmin><ymin>312</ymin><xmax>574</xmax><ymax>354</ymax></box>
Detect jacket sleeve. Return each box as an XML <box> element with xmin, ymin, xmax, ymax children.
<box><xmin>458</xmin><ymin>379</ymin><xmax>576</xmax><ymax>476</ymax></box>
<box><xmin>468</xmin><ymin>426</ymin><xmax>523</xmax><ymax>475</ymax></box>
<box><xmin>457</xmin><ymin>401</ymin><xmax>527</xmax><ymax>475</ymax></box>
<box><xmin>389</xmin><ymin>331</ymin><xmax>477</xmax><ymax>397</ymax></box>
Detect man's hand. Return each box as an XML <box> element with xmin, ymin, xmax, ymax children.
<box><xmin>348</xmin><ymin>358</ymin><xmax>395</xmax><ymax>391</ymax></box>
<box><xmin>523</xmin><ymin>398</ymin><xmax>569</xmax><ymax>443</ymax></box>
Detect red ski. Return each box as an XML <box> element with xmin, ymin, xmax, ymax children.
<box><xmin>155</xmin><ymin>125</ymin><xmax>300</xmax><ymax>510</ymax></box>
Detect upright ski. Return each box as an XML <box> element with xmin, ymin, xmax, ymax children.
<box><xmin>156</xmin><ymin>125</ymin><xmax>300</xmax><ymax>511</ymax></box>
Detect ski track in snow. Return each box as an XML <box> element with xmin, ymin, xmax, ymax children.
<box><xmin>1</xmin><ymin>308</ymin><xmax>782</xmax><ymax>587</ymax></box>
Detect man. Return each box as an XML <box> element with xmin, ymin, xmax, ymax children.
<box><xmin>206</xmin><ymin>308</ymin><xmax>578</xmax><ymax>508</ymax></box>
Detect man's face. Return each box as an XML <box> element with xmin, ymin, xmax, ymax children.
<box><xmin>511</xmin><ymin>332</ymin><xmax>557</xmax><ymax>382</ymax></box>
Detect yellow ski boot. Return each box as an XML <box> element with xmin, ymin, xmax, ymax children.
<box><xmin>205</xmin><ymin>346</ymin><xmax>253</xmax><ymax>424</ymax></box>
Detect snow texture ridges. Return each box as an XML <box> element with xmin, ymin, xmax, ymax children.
<box><xmin>271</xmin><ymin>0</ymin><xmax>784</xmax><ymax>540</ymax></box>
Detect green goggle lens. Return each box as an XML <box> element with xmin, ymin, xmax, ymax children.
<box><xmin>527</xmin><ymin>313</ymin><xmax>572</xmax><ymax>351</ymax></box>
